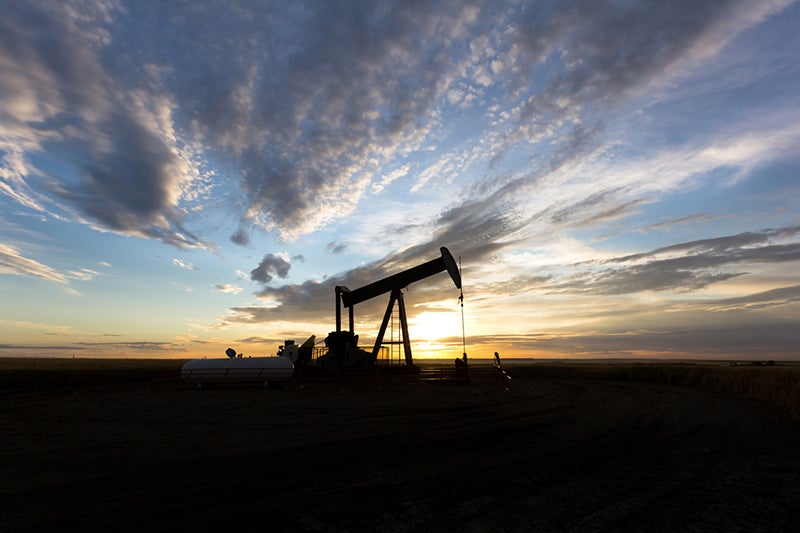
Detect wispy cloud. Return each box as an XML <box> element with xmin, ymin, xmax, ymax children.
<box><xmin>544</xmin><ymin>226</ymin><xmax>800</xmax><ymax>295</ymax></box>
<box><xmin>372</xmin><ymin>163</ymin><xmax>411</xmax><ymax>194</ymax></box>
<box><xmin>173</xmin><ymin>283</ymin><xmax>194</xmax><ymax>293</ymax></box>
<box><xmin>0</xmin><ymin>318</ymin><xmax>73</xmax><ymax>334</ymax></box>
<box><xmin>0</xmin><ymin>242</ymin><xmax>68</xmax><ymax>283</ymax></box>
<box><xmin>73</xmin><ymin>341</ymin><xmax>177</xmax><ymax>351</ymax></box>
<box><xmin>215</xmin><ymin>283</ymin><xmax>243</xmax><ymax>295</ymax></box>
<box><xmin>66</xmin><ymin>268</ymin><xmax>100</xmax><ymax>282</ymax></box>
<box><xmin>675</xmin><ymin>284</ymin><xmax>800</xmax><ymax>313</ymax></box>
<box><xmin>326</xmin><ymin>242</ymin><xmax>347</xmax><ymax>255</ymax></box>
<box><xmin>172</xmin><ymin>258</ymin><xmax>196</xmax><ymax>271</ymax></box>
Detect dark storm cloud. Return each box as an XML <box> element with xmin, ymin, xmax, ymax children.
<box><xmin>250</xmin><ymin>253</ymin><xmax>291</xmax><ymax>284</ymax></box>
<box><xmin>550</xmin><ymin>226</ymin><xmax>800</xmax><ymax>295</ymax></box>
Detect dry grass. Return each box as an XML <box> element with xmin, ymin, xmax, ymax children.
<box><xmin>3</xmin><ymin>357</ymin><xmax>799</xmax><ymax>418</ymax></box>
<box><xmin>509</xmin><ymin>362</ymin><xmax>800</xmax><ymax>418</ymax></box>
<box><xmin>0</xmin><ymin>357</ymin><xmax>186</xmax><ymax>388</ymax></box>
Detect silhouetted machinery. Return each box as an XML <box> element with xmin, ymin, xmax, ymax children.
<box><xmin>181</xmin><ymin>247</ymin><xmax>464</xmax><ymax>385</ymax></box>
<box><xmin>317</xmin><ymin>247</ymin><xmax>462</xmax><ymax>368</ymax></box>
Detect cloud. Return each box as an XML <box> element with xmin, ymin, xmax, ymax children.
<box><xmin>66</xmin><ymin>268</ymin><xmax>100</xmax><ymax>282</ymax></box>
<box><xmin>642</xmin><ymin>213</ymin><xmax>714</xmax><ymax>233</ymax></box>
<box><xmin>326</xmin><ymin>242</ymin><xmax>347</xmax><ymax>254</ymax></box>
<box><xmin>218</xmin><ymin>245</ymin><xmax>467</xmax><ymax>330</ymax></box>
<box><xmin>389</xmin><ymin>113</ymin><xmax>800</xmax><ymax>284</ymax></box>
<box><xmin>0</xmin><ymin>1</ymin><xmax>206</xmax><ymax>248</ymax></box>
<box><xmin>223</xmin><ymin>277</ymin><xmax>343</xmax><ymax>328</ymax></box>
<box><xmin>0</xmin><ymin>318</ymin><xmax>73</xmax><ymax>334</ymax></box>
<box><xmin>547</xmin><ymin>226</ymin><xmax>800</xmax><ymax>295</ymax></box>
<box><xmin>0</xmin><ymin>242</ymin><xmax>68</xmax><ymax>283</ymax></box>
<box><xmin>215</xmin><ymin>283</ymin><xmax>243</xmax><ymax>295</ymax></box>
<box><xmin>372</xmin><ymin>163</ymin><xmax>411</xmax><ymax>193</ymax></box>
<box><xmin>467</xmin><ymin>318</ymin><xmax>800</xmax><ymax>358</ymax></box>
<box><xmin>606</xmin><ymin>226</ymin><xmax>800</xmax><ymax>264</ymax></box>
<box><xmin>230</xmin><ymin>228</ymin><xmax>250</xmax><ymax>246</ymax></box>
<box><xmin>172</xmin><ymin>258</ymin><xmax>196</xmax><ymax>271</ymax></box>
<box><xmin>73</xmin><ymin>341</ymin><xmax>177</xmax><ymax>351</ymax></box>
<box><xmin>507</xmin><ymin>0</ymin><xmax>790</xmax><ymax>115</ymax></box>
<box><xmin>221</xmin><ymin>223</ymin><xmax>800</xmax><ymax>330</ymax></box>
<box><xmin>687</xmin><ymin>284</ymin><xmax>800</xmax><ymax>312</ymax></box>
<box><xmin>250</xmin><ymin>253</ymin><xmax>291</xmax><ymax>284</ymax></box>
<box><xmin>2</xmin><ymin>0</ymin><xmax>792</xmax><ymax>251</ymax></box>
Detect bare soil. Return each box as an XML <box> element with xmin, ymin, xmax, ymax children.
<box><xmin>2</xmin><ymin>371</ymin><xmax>799</xmax><ymax>532</ymax></box>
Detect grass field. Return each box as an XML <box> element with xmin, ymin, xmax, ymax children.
<box><xmin>507</xmin><ymin>362</ymin><xmax>800</xmax><ymax>418</ymax></box>
<box><xmin>0</xmin><ymin>357</ymin><xmax>187</xmax><ymax>388</ymax></box>
<box><xmin>2</xmin><ymin>357</ymin><xmax>799</xmax><ymax>417</ymax></box>
<box><xmin>3</xmin><ymin>356</ymin><xmax>800</xmax><ymax>531</ymax></box>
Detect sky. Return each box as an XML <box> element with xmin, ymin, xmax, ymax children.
<box><xmin>1</xmin><ymin>0</ymin><xmax>799</xmax><ymax>361</ymax></box>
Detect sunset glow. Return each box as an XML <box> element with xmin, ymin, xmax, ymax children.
<box><xmin>1</xmin><ymin>1</ymin><xmax>799</xmax><ymax>360</ymax></box>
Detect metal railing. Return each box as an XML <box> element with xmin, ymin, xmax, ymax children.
<box><xmin>417</xmin><ymin>363</ymin><xmax>512</xmax><ymax>391</ymax></box>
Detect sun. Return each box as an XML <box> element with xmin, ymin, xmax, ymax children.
<box><xmin>409</xmin><ymin>311</ymin><xmax>461</xmax><ymax>343</ymax></box>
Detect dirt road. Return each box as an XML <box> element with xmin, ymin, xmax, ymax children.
<box><xmin>2</xmin><ymin>375</ymin><xmax>799</xmax><ymax>531</ymax></box>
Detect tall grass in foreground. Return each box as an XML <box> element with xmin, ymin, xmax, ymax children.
<box><xmin>509</xmin><ymin>363</ymin><xmax>800</xmax><ymax>418</ymax></box>
<box><xmin>0</xmin><ymin>358</ymin><xmax>187</xmax><ymax>388</ymax></box>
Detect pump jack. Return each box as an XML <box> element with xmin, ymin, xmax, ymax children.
<box><xmin>331</xmin><ymin>247</ymin><xmax>462</xmax><ymax>367</ymax></box>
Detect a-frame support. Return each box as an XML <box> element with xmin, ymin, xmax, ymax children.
<box><xmin>371</xmin><ymin>288</ymin><xmax>413</xmax><ymax>365</ymax></box>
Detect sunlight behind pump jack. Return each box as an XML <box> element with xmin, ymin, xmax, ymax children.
<box><xmin>410</xmin><ymin>311</ymin><xmax>461</xmax><ymax>344</ymax></box>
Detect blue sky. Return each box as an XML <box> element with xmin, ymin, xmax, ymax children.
<box><xmin>1</xmin><ymin>0</ymin><xmax>799</xmax><ymax>360</ymax></box>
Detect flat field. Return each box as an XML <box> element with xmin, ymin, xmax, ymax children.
<box><xmin>2</xmin><ymin>358</ymin><xmax>799</xmax><ymax>532</ymax></box>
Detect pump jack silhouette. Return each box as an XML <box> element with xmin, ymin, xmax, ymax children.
<box><xmin>333</xmin><ymin>247</ymin><xmax>462</xmax><ymax>366</ymax></box>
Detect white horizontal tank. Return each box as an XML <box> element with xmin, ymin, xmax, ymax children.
<box><xmin>181</xmin><ymin>356</ymin><xmax>294</xmax><ymax>384</ymax></box>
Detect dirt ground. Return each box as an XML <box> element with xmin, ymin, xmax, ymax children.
<box><xmin>2</xmin><ymin>371</ymin><xmax>799</xmax><ymax>532</ymax></box>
